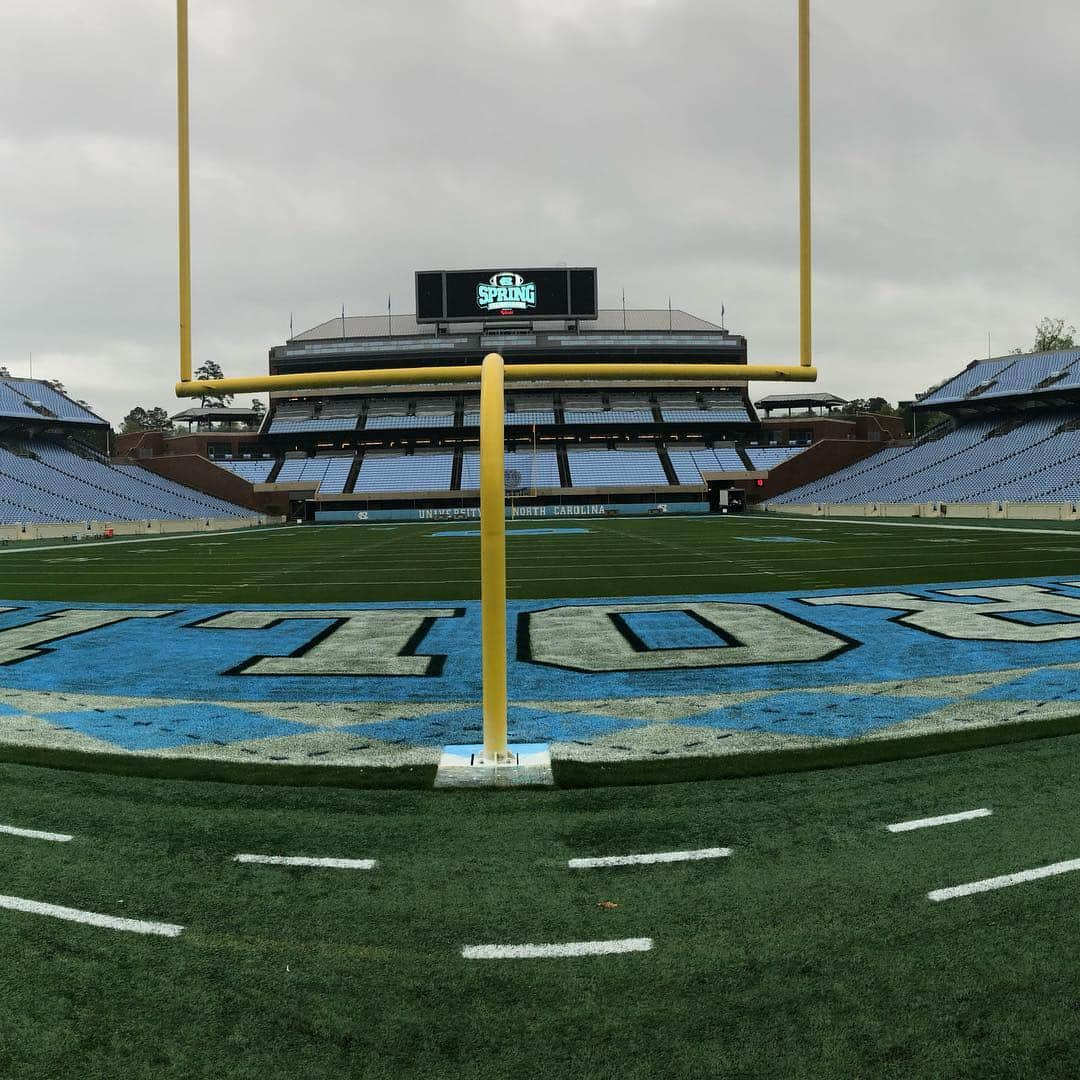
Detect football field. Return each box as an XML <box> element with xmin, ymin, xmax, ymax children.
<box><xmin>2</xmin><ymin>511</ymin><xmax>1080</xmax><ymax>1078</ymax></box>
<box><xmin>3</xmin><ymin>511</ymin><xmax>1080</xmax><ymax>603</ymax></box>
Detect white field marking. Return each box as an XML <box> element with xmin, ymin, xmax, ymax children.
<box><xmin>0</xmin><ymin>895</ymin><xmax>183</xmax><ymax>936</ymax></box>
<box><xmin>928</xmin><ymin>858</ymin><xmax>1080</xmax><ymax>902</ymax></box>
<box><xmin>887</xmin><ymin>808</ymin><xmax>991</xmax><ymax>833</ymax></box>
<box><xmin>0</xmin><ymin>823</ymin><xmax>73</xmax><ymax>843</ymax></box>
<box><xmin>233</xmin><ymin>854</ymin><xmax>377</xmax><ymax>869</ymax></box>
<box><xmin>0</xmin><ymin>525</ymin><xmax>281</xmax><ymax>558</ymax></box>
<box><xmin>462</xmin><ymin>938</ymin><xmax>653</xmax><ymax>960</ymax></box>
<box><xmin>568</xmin><ymin>846</ymin><xmax>732</xmax><ymax>869</ymax></box>
<box><xmin>767</xmin><ymin>514</ymin><xmax>1080</xmax><ymax>539</ymax></box>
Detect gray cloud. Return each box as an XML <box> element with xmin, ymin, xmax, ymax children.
<box><xmin>1</xmin><ymin>0</ymin><xmax>1077</xmax><ymax>424</ymax></box>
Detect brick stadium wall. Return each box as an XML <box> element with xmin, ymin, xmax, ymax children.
<box><xmin>747</xmin><ymin>439</ymin><xmax>903</xmax><ymax>504</ymax></box>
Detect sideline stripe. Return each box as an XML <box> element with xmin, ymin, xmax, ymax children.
<box><xmin>463</xmin><ymin>938</ymin><xmax>653</xmax><ymax>960</ymax></box>
<box><xmin>0</xmin><ymin>823</ymin><xmax>73</xmax><ymax>843</ymax></box>
<box><xmin>0</xmin><ymin>525</ymin><xmax>280</xmax><ymax>558</ymax></box>
<box><xmin>0</xmin><ymin>895</ymin><xmax>183</xmax><ymax>936</ymax></box>
<box><xmin>767</xmin><ymin>514</ymin><xmax>1080</xmax><ymax>538</ymax></box>
<box><xmin>887</xmin><ymin>809</ymin><xmax>991</xmax><ymax>833</ymax></box>
<box><xmin>233</xmin><ymin>854</ymin><xmax>377</xmax><ymax>869</ymax></box>
<box><xmin>569</xmin><ymin>847</ymin><xmax>732</xmax><ymax>869</ymax></box>
<box><xmin>928</xmin><ymin>858</ymin><xmax>1080</xmax><ymax>902</ymax></box>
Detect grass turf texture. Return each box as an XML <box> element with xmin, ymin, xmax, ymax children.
<box><xmin>4</xmin><ymin>736</ymin><xmax>1080</xmax><ymax>1078</ymax></box>
<box><xmin>1</xmin><ymin>512</ymin><xmax>1079</xmax><ymax>604</ymax></box>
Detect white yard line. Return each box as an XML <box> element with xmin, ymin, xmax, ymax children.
<box><xmin>0</xmin><ymin>526</ymin><xmax>280</xmax><ymax>557</ymax></box>
<box><xmin>0</xmin><ymin>823</ymin><xmax>73</xmax><ymax>843</ymax></box>
<box><xmin>568</xmin><ymin>847</ymin><xmax>732</xmax><ymax>869</ymax></box>
<box><xmin>233</xmin><ymin>854</ymin><xmax>377</xmax><ymax>869</ymax></box>
<box><xmin>928</xmin><ymin>857</ymin><xmax>1080</xmax><ymax>902</ymax></box>
<box><xmin>887</xmin><ymin>808</ymin><xmax>991</xmax><ymax>833</ymax></box>
<box><xmin>0</xmin><ymin>894</ymin><xmax>183</xmax><ymax>936</ymax></box>
<box><xmin>462</xmin><ymin>938</ymin><xmax>653</xmax><ymax>960</ymax></box>
<box><xmin>767</xmin><ymin>515</ymin><xmax>1080</xmax><ymax>539</ymax></box>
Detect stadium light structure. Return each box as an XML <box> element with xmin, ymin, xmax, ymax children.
<box><xmin>173</xmin><ymin>0</ymin><xmax>816</xmax><ymax>763</ymax></box>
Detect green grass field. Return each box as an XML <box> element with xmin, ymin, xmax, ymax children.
<box><xmin>2</xmin><ymin>511</ymin><xmax>1080</xmax><ymax>1078</ymax></box>
<box><xmin>2</xmin><ymin>511</ymin><xmax>1080</xmax><ymax>603</ymax></box>
<box><xmin>4</xmin><ymin>736</ymin><xmax>1080</xmax><ymax>1079</ymax></box>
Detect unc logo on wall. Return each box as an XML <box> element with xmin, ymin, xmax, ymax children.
<box><xmin>476</xmin><ymin>272</ymin><xmax>537</xmax><ymax>313</ymax></box>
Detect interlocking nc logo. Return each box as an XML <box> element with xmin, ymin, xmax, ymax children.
<box><xmin>476</xmin><ymin>271</ymin><xmax>537</xmax><ymax>313</ymax></box>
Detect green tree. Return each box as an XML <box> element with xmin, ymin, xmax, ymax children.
<box><xmin>193</xmin><ymin>360</ymin><xmax>234</xmax><ymax>407</ymax></box>
<box><xmin>841</xmin><ymin>397</ymin><xmax>899</xmax><ymax>416</ymax></box>
<box><xmin>121</xmin><ymin>406</ymin><xmax>174</xmax><ymax>433</ymax></box>
<box><xmin>1012</xmin><ymin>316</ymin><xmax>1076</xmax><ymax>354</ymax></box>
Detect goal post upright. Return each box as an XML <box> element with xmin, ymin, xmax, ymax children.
<box><xmin>177</xmin><ymin>0</ymin><xmax>192</xmax><ymax>384</ymax></box>
<box><xmin>799</xmin><ymin>0</ymin><xmax>812</xmax><ymax>370</ymax></box>
<box><xmin>478</xmin><ymin>353</ymin><xmax>509</xmax><ymax>761</ymax></box>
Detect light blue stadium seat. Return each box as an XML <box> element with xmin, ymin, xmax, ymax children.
<box><xmin>566</xmin><ymin>449</ymin><xmax>668</xmax><ymax>487</ymax></box>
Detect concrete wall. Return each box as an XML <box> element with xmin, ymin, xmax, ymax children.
<box><xmin>0</xmin><ymin>516</ymin><xmax>277</xmax><ymax>544</ymax></box>
<box><xmin>769</xmin><ymin>502</ymin><xmax>1080</xmax><ymax>522</ymax></box>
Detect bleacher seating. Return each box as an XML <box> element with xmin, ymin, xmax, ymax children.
<box><xmin>274</xmin><ymin>456</ymin><xmax>353</xmax><ymax>491</ymax></box>
<box><xmin>0</xmin><ymin>380</ymin><xmax>102</xmax><ymax>424</ymax></box>
<box><xmin>919</xmin><ymin>350</ymin><xmax>1080</xmax><ymax>407</ymax></box>
<box><xmin>0</xmin><ymin>439</ymin><xmax>256</xmax><ymax>524</ymax></box>
<box><xmin>666</xmin><ymin>448</ymin><xmax>746</xmax><ymax>483</ymax></box>
<box><xmin>659</xmin><ymin>392</ymin><xmax>751</xmax><ymax>424</ymax></box>
<box><xmin>217</xmin><ymin>459</ymin><xmax>276</xmax><ymax>483</ymax></box>
<box><xmin>353</xmin><ymin>452</ymin><xmax>454</xmax><ymax>493</ymax></box>
<box><xmin>460</xmin><ymin>450</ymin><xmax>561</xmax><ymax>490</ymax></box>
<box><xmin>770</xmin><ymin>409</ymin><xmax>1080</xmax><ymax>506</ymax></box>
<box><xmin>563</xmin><ymin>408</ymin><xmax>654</xmax><ymax>424</ymax></box>
<box><xmin>269</xmin><ymin>417</ymin><xmax>356</xmax><ymax>434</ymax></box>
<box><xmin>745</xmin><ymin>446</ymin><xmax>803</xmax><ymax>469</ymax></box>
<box><xmin>566</xmin><ymin>449</ymin><xmax>668</xmax><ymax>488</ymax></box>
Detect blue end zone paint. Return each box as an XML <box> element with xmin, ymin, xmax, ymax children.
<box><xmin>39</xmin><ymin>704</ymin><xmax>307</xmax><ymax>752</ymax></box>
<box><xmin>432</xmin><ymin>528</ymin><xmax>590</xmax><ymax>538</ymax></box>
<box><xmin>2</xmin><ymin>575</ymin><xmax>1080</xmax><ymax>752</ymax></box>
<box><xmin>620</xmin><ymin>610</ymin><xmax>729</xmax><ymax>650</ymax></box>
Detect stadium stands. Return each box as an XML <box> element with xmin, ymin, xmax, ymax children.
<box><xmin>666</xmin><ymin>447</ymin><xmax>747</xmax><ymax>484</ymax></box>
<box><xmin>567</xmin><ymin>448</ymin><xmax>668</xmax><ymax>487</ymax></box>
<box><xmin>0</xmin><ymin>379</ymin><xmax>102</xmax><ymax>424</ymax></box>
<box><xmin>744</xmin><ymin>446</ymin><xmax>804</xmax><ymax>469</ymax></box>
<box><xmin>353</xmin><ymin>452</ymin><xmax>454</xmax><ymax>493</ymax></box>
<box><xmin>275</xmin><ymin>456</ymin><xmax>353</xmax><ymax>491</ymax></box>
<box><xmin>919</xmin><ymin>350</ymin><xmax>1080</xmax><ymax>407</ymax></box>
<box><xmin>460</xmin><ymin>450</ymin><xmax>561</xmax><ymax>490</ymax></box>
<box><xmin>770</xmin><ymin>408</ymin><xmax>1080</xmax><ymax>506</ymax></box>
<box><xmin>218</xmin><ymin>459</ymin><xmax>276</xmax><ymax>483</ymax></box>
<box><xmin>0</xmin><ymin>439</ymin><xmax>256</xmax><ymax>523</ymax></box>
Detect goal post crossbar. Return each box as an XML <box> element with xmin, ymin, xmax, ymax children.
<box><xmin>174</xmin><ymin>362</ymin><xmax>817</xmax><ymax>399</ymax></box>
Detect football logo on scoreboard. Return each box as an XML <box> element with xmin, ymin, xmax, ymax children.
<box><xmin>476</xmin><ymin>272</ymin><xmax>537</xmax><ymax>313</ymax></box>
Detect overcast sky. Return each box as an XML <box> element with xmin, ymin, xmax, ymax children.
<box><xmin>2</xmin><ymin>0</ymin><xmax>1078</xmax><ymax>426</ymax></box>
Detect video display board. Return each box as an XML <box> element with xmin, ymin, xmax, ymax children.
<box><xmin>415</xmin><ymin>267</ymin><xmax>598</xmax><ymax>323</ymax></box>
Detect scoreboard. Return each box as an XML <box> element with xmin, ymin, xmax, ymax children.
<box><xmin>415</xmin><ymin>267</ymin><xmax>597</xmax><ymax>324</ymax></box>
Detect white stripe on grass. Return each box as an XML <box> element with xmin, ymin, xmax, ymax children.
<box><xmin>0</xmin><ymin>823</ymin><xmax>73</xmax><ymax>843</ymax></box>
<box><xmin>462</xmin><ymin>938</ymin><xmax>653</xmax><ymax>960</ymax></box>
<box><xmin>887</xmin><ymin>808</ymin><xmax>991</xmax><ymax>833</ymax></box>
<box><xmin>928</xmin><ymin>858</ymin><xmax>1080</xmax><ymax>902</ymax></box>
<box><xmin>568</xmin><ymin>847</ymin><xmax>732</xmax><ymax>869</ymax></box>
<box><xmin>233</xmin><ymin>854</ymin><xmax>377</xmax><ymax>869</ymax></box>
<box><xmin>0</xmin><ymin>895</ymin><xmax>183</xmax><ymax>936</ymax></box>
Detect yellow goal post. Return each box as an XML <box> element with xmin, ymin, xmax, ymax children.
<box><xmin>173</xmin><ymin>0</ymin><xmax>816</xmax><ymax>763</ymax></box>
